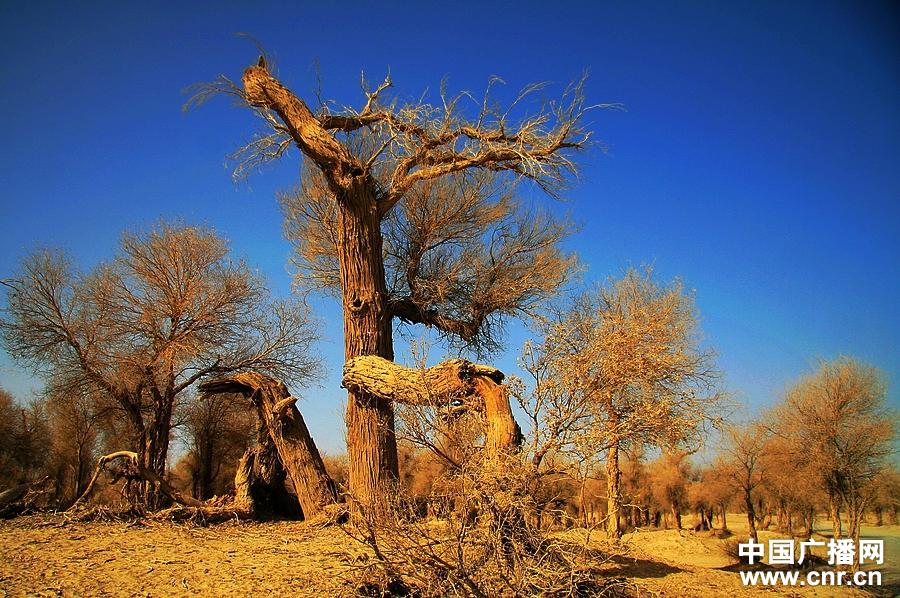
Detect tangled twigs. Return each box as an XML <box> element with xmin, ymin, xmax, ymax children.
<box><xmin>69</xmin><ymin>451</ymin><xmax>202</xmax><ymax>511</ymax></box>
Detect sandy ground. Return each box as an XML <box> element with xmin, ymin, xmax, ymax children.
<box><xmin>0</xmin><ymin>514</ymin><xmax>895</xmax><ymax>597</ymax></box>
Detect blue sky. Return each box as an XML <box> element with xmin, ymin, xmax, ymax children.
<box><xmin>0</xmin><ymin>1</ymin><xmax>897</xmax><ymax>454</ymax></box>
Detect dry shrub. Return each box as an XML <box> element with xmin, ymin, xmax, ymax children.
<box><xmin>343</xmin><ymin>454</ymin><xmax>640</xmax><ymax>597</ymax></box>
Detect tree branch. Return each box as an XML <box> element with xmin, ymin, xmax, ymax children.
<box><xmin>241</xmin><ymin>63</ymin><xmax>364</xmax><ymax>195</ymax></box>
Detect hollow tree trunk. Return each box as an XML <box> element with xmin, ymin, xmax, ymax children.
<box><xmin>337</xmin><ymin>183</ymin><xmax>399</xmax><ymax>506</ymax></box>
<box><xmin>606</xmin><ymin>442</ymin><xmax>622</xmax><ymax>538</ymax></box>
<box><xmin>199</xmin><ymin>373</ymin><xmax>339</xmax><ymax>519</ymax></box>
<box><xmin>234</xmin><ymin>429</ymin><xmax>302</xmax><ymax>520</ymax></box>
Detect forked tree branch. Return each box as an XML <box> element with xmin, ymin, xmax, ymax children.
<box><xmin>241</xmin><ymin>64</ymin><xmax>364</xmax><ymax>195</ymax></box>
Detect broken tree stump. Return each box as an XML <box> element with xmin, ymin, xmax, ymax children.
<box><xmin>234</xmin><ymin>423</ymin><xmax>303</xmax><ymax>520</ymax></box>
<box><xmin>200</xmin><ymin>372</ymin><xmax>339</xmax><ymax>520</ymax></box>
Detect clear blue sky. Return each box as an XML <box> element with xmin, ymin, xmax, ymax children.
<box><xmin>0</xmin><ymin>1</ymin><xmax>897</xmax><ymax>454</ymax></box>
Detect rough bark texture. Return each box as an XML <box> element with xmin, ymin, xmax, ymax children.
<box><xmin>199</xmin><ymin>373</ymin><xmax>339</xmax><ymax>519</ymax></box>
<box><xmin>241</xmin><ymin>65</ymin><xmax>398</xmax><ymax>507</ymax></box>
<box><xmin>745</xmin><ymin>489</ymin><xmax>758</xmax><ymax>542</ymax></box>
<box><xmin>829</xmin><ymin>494</ymin><xmax>842</xmax><ymax>540</ymax></box>
<box><xmin>336</xmin><ymin>187</ymin><xmax>399</xmax><ymax>507</ymax></box>
<box><xmin>342</xmin><ymin>355</ymin><xmax>520</xmax><ymax>455</ymax></box>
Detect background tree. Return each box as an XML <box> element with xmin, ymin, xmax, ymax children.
<box><xmin>719</xmin><ymin>422</ymin><xmax>770</xmax><ymax>542</ymax></box>
<box><xmin>759</xmin><ymin>429</ymin><xmax>824</xmax><ymax>538</ymax></box>
<box><xmin>179</xmin><ymin>391</ymin><xmax>256</xmax><ymax>500</ymax></box>
<box><xmin>0</xmin><ymin>388</ymin><xmax>49</xmax><ymax>488</ymax></box>
<box><xmin>775</xmin><ymin>357</ymin><xmax>895</xmax><ymax>545</ymax></box>
<box><xmin>530</xmin><ymin>267</ymin><xmax>721</xmax><ymax>537</ymax></box>
<box><xmin>192</xmin><ymin>58</ymin><xmax>594</xmax><ymax>504</ymax></box>
<box><xmin>43</xmin><ymin>377</ymin><xmax>101</xmax><ymax>504</ymax></box>
<box><xmin>648</xmin><ymin>450</ymin><xmax>691</xmax><ymax>530</ymax></box>
<box><xmin>0</xmin><ymin>222</ymin><xmax>320</xmax><ymax>505</ymax></box>
<box><xmin>695</xmin><ymin>460</ymin><xmax>736</xmax><ymax>532</ymax></box>
<box><xmin>869</xmin><ymin>465</ymin><xmax>900</xmax><ymax>526</ymax></box>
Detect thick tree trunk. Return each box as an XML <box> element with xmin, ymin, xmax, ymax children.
<box><xmin>337</xmin><ymin>185</ymin><xmax>399</xmax><ymax>506</ymax></box>
<box><xmin>606</xmin><ymin>442</ymin><xmax>622</xmax><ymax>538</ymax></box>
<box><xmin>240</xmin><ymin>64</ymin><xmax>398</xmax><ymax>507</ymax></box>
<box><xmin>200</xmin><ymin>373</ymin><xmax>339</xmax><ymax>519</ymax></box>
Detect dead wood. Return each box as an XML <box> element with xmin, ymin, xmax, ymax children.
<box><xmin>342</xmin><ymin>356</ymin><xmax>521</xmax><ymax>455</ymax></box>
<box><xmin>200</xmin><ymin>372</ymin><xmax>339</xmax><ymax>519</ymax></box>
<box><xmin>70</xmin><ymin>451</ymin><xmax>203</xmax><ymax>511</ymax></box>
<box><xmin>0</xmin><ymin>476</ymin><xmax>55</xmax><ymax>518</ymax></box>
<box><xmin>234</xmin><ymin>429</ymin><xmax>303</xmax><ymax>520</ymax></box>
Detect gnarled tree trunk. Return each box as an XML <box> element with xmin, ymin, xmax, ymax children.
<box><xmin>336</xmin><ymin>185</ymin><xmax>399</xmax><ymax>506</ymax></box>
<box><xmin>342</xmin><ymin>355</ymin><xmax>521</xmax><ymax>456</ymax></box>
<box><xmin>199</xmin><ymin>373</ymin><xmax>339</xmax><ymax>519</ymax></box>
<box><xmin>234</xmin><ymin>422</ymin><xmax>303</xmax><ymax>520</ymax></box>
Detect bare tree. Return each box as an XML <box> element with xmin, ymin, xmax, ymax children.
<box><xmin>526</xmin><ymin>267</ymin><xmax>722</xmax><ymax>537</ymax></box>
<box><xmin>179</xmin><ymin>391</ymin><xmax>255</xmax><ymax>500</ymax></box>
<box><xmin>776</xmin><ymin>358</ymin><xmax>895</xmax><ymax>548</ymax></box>
<box><xmin>720</xmin><ymin>422</ymin><xmax>770</xmax><ymax>542</ymax></box>
<box><xmin>190</xmin><ymin>57</ymin><xmax>597</xmax><ymax>504</ymax></box>
<box><xmin>0</xmin><ymin>388</ymin><xmax>50</xmax><ymax>488</ymax></box>
<box><xmin>0</xmin><ymin>222</ymin><xmax>320</xmax><ymax>506</ymax></box>
<box><xmin>43</xmin><ymin>377</ymin><xmax>101</xmax><ymax>504</ymax></box>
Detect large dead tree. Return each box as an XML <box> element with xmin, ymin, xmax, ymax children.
<box><xmin>68</xmin><ymin>372</ymin><xmax>337</xmax><ymax>521</ymax></box>
<box><xmin>193</xmin><ymin>57</ymin><xmax>595</xmax><ymax>504</ymax></box>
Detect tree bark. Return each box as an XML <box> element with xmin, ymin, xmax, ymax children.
<box><xmin>199</xmin><ymin>373</ymin><xmax>339</xmax><ymax>519</ymax></box>
<box><xmin>342</xmin><ymin>355</ymin><xmax>520</xmax><ymax>457</ymax></box>
<box><xmin>830</xmin><ymin>493</ymin><xmax>842</xmax><ymax>540</ymax></box>
<box><xmin>606</xmin><ymin>442</ymin><xmax>622</xmax><ymax>538</ymax></box>
<box><xmin>745</xmin><ymin>488</ymin><xmax>758</xmax><ymax>542</ymax></box>
<box><xmin>241</xmin><ymin>65</ymin><xmax>397</xmax><ymax>507</ymax></box>
<box><xmin>234</xmin><ymin>434</ymin><xmax>302</xmax><ymax>520</ymax></box>
<box><xmin>337</xmin><ymin>183</ymin><xmax>399</xmax><ymax>507</ymax></box>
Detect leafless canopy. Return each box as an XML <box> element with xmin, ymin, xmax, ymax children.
<box><xmin>283</xmin><ymin>169</ymin><xmax>576</xmax><ymax>354</ymax></box>
<box><xmin>188</xmin><ymin>62</ymin><xmax>606</xmax><ymax>354</ymax></box>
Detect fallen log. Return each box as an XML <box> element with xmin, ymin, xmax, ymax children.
<box><xmin>0</xmin><ymin>476</ymin><xmax>55</xmax><ymax>518</ymax></box>
<box><xmin>342</xmin><ymin>356</ymin><xmax>521</xmax><ymax>455</ymax></box>
<box><xmin>200</xmin><ymin>372</ymin><xmax>339</xmax><ymax>520</ymax></box>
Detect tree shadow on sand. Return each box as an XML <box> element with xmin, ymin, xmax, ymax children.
<box><xmin>607</xmin><ymin>555</ymin><xmax>685</xmax><ymax>578</ymax></box>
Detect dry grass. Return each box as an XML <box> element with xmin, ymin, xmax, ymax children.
<box><xmin>1</xmin><ymin>512</ymin><xmax>892</xmax><ymax>596</ymax></box>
